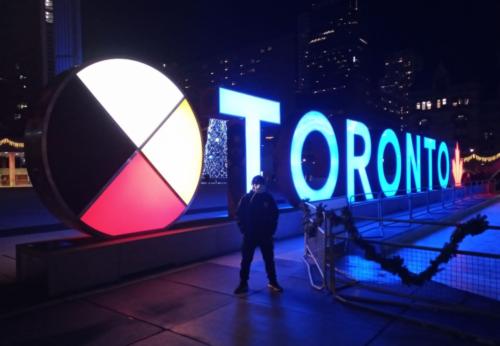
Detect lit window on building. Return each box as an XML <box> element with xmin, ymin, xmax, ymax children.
<box><xmin>416</xmin><ymin>103</ymin><xmax>421</xmax><ymax>110</ymax></box>
<box><xmin>442</xmin><ymin>98</ymin><xmax>447</xmax><ymax>105</ymax></box>
<box><xmin>426</xmin><ymin>101</ymin><xmax>432</xmax><ymax>110</ymax></box>
<box><xmin>45</xmin><ymin>10</ymin><xmax>54</xmax><ymax>23</ymax></box>
<box><xmin>45</xmin><ymin>0</ymin><xmax>53</xmax><ymax>10</ymax></box>
<box><xmin>452</xmin><ymin>101</ymin><xmax>458</xmax><ymax>107</ymax></box>
<box><xmin>484</xmin><ymin>131</ymin><xmax>493</xmax><ymax>140</ymax></box>
<box><xmin>437</xmin><ymin>99</ymin><xmax>441</xmax><ymax>109</ymax></box>
<box><xmin>464</xmin><ymin>98</ymin><xmax>470</xmax><ymax>105</ymax></box>
<box><xmin>422</xmin><ymin>102</ymin><xmax>427</xmax><ymax>110</ymax></box>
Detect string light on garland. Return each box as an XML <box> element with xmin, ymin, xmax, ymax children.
<box><xmin>463</xmin><ymin>152</ymin><xmax>500</xmax><ymax>163</ymax></box>
<box><xmin>0</xmin><ymin>138</ymin><xmax>24</xmax><ymax>149</ymax></box>
<box><xmin>202</xmin><ymin>118</ymin><xmax>228</xmax><ymax>181</ymax></box>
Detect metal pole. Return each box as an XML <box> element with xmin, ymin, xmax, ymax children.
<box><xmin>426</xmin><ymin>188</ymin><xmax>430</xmax><ymax>213</ymax></box>
<box><xmin>408</xmin><ymin>193</ymin><xmax>412</xmax><ymax>227</ymax></box>
<box><xmin>327</xmin><ymin>212</ymin><xmax>336</xmax><ymax>295</ymax></box>
<box><xmin>378</xmin><ymin>192</ymin><xmax>383</xmax><ymax>228</ymax></box>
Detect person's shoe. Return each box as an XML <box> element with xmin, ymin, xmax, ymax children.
<box><xmin>267</xmin><ymin>282</ymin><xmax>283</xmax><ymax>293</ymax></box>
<box><xmin>234</xmin><ymin>281</ymin><xmax>249</xmax><ymax>294</ymax></box>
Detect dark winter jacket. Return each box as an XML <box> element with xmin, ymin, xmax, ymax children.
<box><xmin>236</xmin><ymin>191</ymin><xmax>278</xmax><ymax>239</ymax></box>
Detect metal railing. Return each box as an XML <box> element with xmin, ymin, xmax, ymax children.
<box><xmin>346</xmin><ymin>181</ymin><xmax>491</xmax><ymax>234</ymax></box>
<box><xmin>333</xmin><ymin>234</ymin><xmax>500</xmax><ymax>301</ymax></box>
<box><xmin>303</xmin><ymin>180</ymin><xmax>496</xmax><ymax>295</ymax></box>
<box><xmin>303</xmin><ymin>182</ymin><xmax>499</xmax><ymax>344</ymax></box>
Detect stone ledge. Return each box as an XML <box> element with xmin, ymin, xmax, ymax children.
<box><xmin>17</xmin><ymin>210</ymin><xmax>303</xmax><ymax>296</ymax></box>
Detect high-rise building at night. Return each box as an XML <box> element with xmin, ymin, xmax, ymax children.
<box><xmin>410</xmin><ymin>81</ymin><xmax>484</xmax><ymax>149</ymax></box>
<box><xmin>168</xmin><ymin>36</ymin><xmax>296</xmax><ymax>107</ymax></box>
<box><xmin>377</xmin><ymin>51</ymin><xmax>418</xmax><ymax>132</ymax></box>
<box><xmin>297</xmin><ymin>0</ymin><xmax>370</xmax><ymax>115</ymax></box>
<box><xmin>0</xmin><ymin>0</ymin><xmax>82</xmax><ymax>137</ymax></box>
<box><xmin>53</xmin><ymin>0</ymin><xmax>83</xmax><ymax>75</ymax></box>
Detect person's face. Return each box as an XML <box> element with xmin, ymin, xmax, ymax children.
<box><xmin>252</xmin><ymin>183</ymin><xmax>265</xmax><ymax>193</ymax></box>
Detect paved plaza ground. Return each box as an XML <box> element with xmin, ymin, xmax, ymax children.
<box><xmin>0</xmin><ymin>192</ymin><xmax>499</xmax><ymax>345</ymax></box>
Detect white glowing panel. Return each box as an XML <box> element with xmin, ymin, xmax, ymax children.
<box><xmin>142</xmin><ymin>99</ymin><xmax>203</xmax><ymax>204</ymax></box>
<box><xmin>219</xmin><ymin>88</ymin><xmax>280</xmax><ymax>191</ymax></box>
<box><xmin>77</xmin><ymin>59</ymin><xmax>183</xmax><ymax>147</ymax></box>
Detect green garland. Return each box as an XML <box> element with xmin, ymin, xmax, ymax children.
<box><xmin>302</xmin><ymin>202</ymin><xmax>325</xmax><ymax>237</ymax></box>
<box><xmin>302</xmin><ymin>203</ymin><xmax>489</xmax><ymax>286</ymax></box>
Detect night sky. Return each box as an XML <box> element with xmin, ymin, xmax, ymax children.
<box><xmin>82</xmin><ymin>0</ymin><xmax>500</xmax><ymax>88</ymax></box>
<box><xmin>82</xmin><ymin>0</ymin><xmax>310</xmax><ymax>63</ymax></box>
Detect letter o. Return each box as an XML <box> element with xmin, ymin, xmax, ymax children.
<box><xmin>437</xmin><ymin>142</ymin><xmax>450</xmax><ymax>188</ymax></box>
<box><xmin>290</xmin><ymin>111</ymin><xmax>339</xmax><ymax>201</ymax></box>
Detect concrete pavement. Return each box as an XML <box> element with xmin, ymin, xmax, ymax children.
<box><xmin>1</xmin><ymin>235</ymin><xmax>498</xmax><ymax>345</ymax></box>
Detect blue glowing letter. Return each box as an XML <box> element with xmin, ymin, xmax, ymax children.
<box><xmin>437</xmin><ymin>141</ymin><xmax>450</xmax><ymax>188</ymax></box>
<box><xmin>377</xmin><ymin>129</ymin><xmax>401</xmax><ymax>197</ymax></box>
<box><xmin>219</xmin><ymin>88</ymin><xmax>280</xmax><ymax>191</ymax></box>
<box><xmin>290</xmin><ymin>111</ymin><xmax>339</xmax><ymax>201</ymax></box>
<box><xmin>405</xmin><ymin>133</ymin><xmax>421</xmax><ymax>193</ymax></box>
<box><xmin>423</xmin><ymin>137</ymin><xmax>436</xmax><ymax>190</ymax></box>
<box><xmin>346</xmin><ymin>119</ymin><xmax>373</xmax><ymax>201</ymax></box>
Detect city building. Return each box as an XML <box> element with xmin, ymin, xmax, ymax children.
<box><xmin>0</xmin><ymin>0</ymin><xmax>82</xmax><ymax>139</ymax></box>
<box><xmin>296</xmin><ymin>0</ymin><xmax>372</xmax><ymax>117</ymax></box>
<box><xmin>0</xmin><ymin>0</ymin><xmax>82</xmax><ymax>187</ymax></box>
<box><xmin>410</xmin><ymin>75</ymin><xmax>499</xmax><ymax>155</ymax></box>
<box><xmin>376</xmin><ymin>51</ymin><xmax>419</xmax><ymax>133</ymax></box>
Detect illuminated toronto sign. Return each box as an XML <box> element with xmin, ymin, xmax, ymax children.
<box><xmin>219</xmin><ymin>88</ymin><xmax>451</xmax><ymax>202</ymax></box>
<box><xmin>26</xmin><ymin>59</ymin><xmax>203</xmax><ymax>237</ymax></box>
<box><xmin>27</xmin><ymin>58</ymin><xmax>456</xmax><ymax>238</ymax></box>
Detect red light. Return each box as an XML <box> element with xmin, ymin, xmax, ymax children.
<box><xmin>81</xmin><ymin>152</ymin><xmax>186</xmax><ymax>236</ymax></box>
<box><xmin>452</xmin><ymin>142</ymin><xmax>464</xmax><ymax>187</ymax></box>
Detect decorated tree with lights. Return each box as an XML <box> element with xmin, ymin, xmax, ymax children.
<box><xmin>202</xmin><ymin>119</ymin><xmax>228</xmax><ymax>182</ymax></box>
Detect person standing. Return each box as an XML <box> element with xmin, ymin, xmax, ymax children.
<box><xmin>234</xmin><ymin>175</ymin><xmax>283</xmax><ymax>294</ymax></box>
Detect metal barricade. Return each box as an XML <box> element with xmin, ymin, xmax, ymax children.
<box><xmin>303</xmin><ymin>202</ymin><xmax>328</xmax><ymax>290</ymax></box>
<box><xmin>306</xmin><ymin>180</ymin><xmax>497</xmax><ymax>295</ymax></box>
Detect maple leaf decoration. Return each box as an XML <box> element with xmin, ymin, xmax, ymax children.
<box><xmin>452</xmin><ymin>142</ymin><xmax>464</xmax><ymax>187</ymax></box>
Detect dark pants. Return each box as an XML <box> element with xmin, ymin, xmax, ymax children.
<box><xmin>239</xmin><ymin>236</ymin><xmax>277</xmax><ymax>283</ymax></box>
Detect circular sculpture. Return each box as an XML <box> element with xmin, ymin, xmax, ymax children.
<box><xmin>26</xmin><ymin>59</ymin><xmax>203</xmax><ymax>237</ymax></box>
